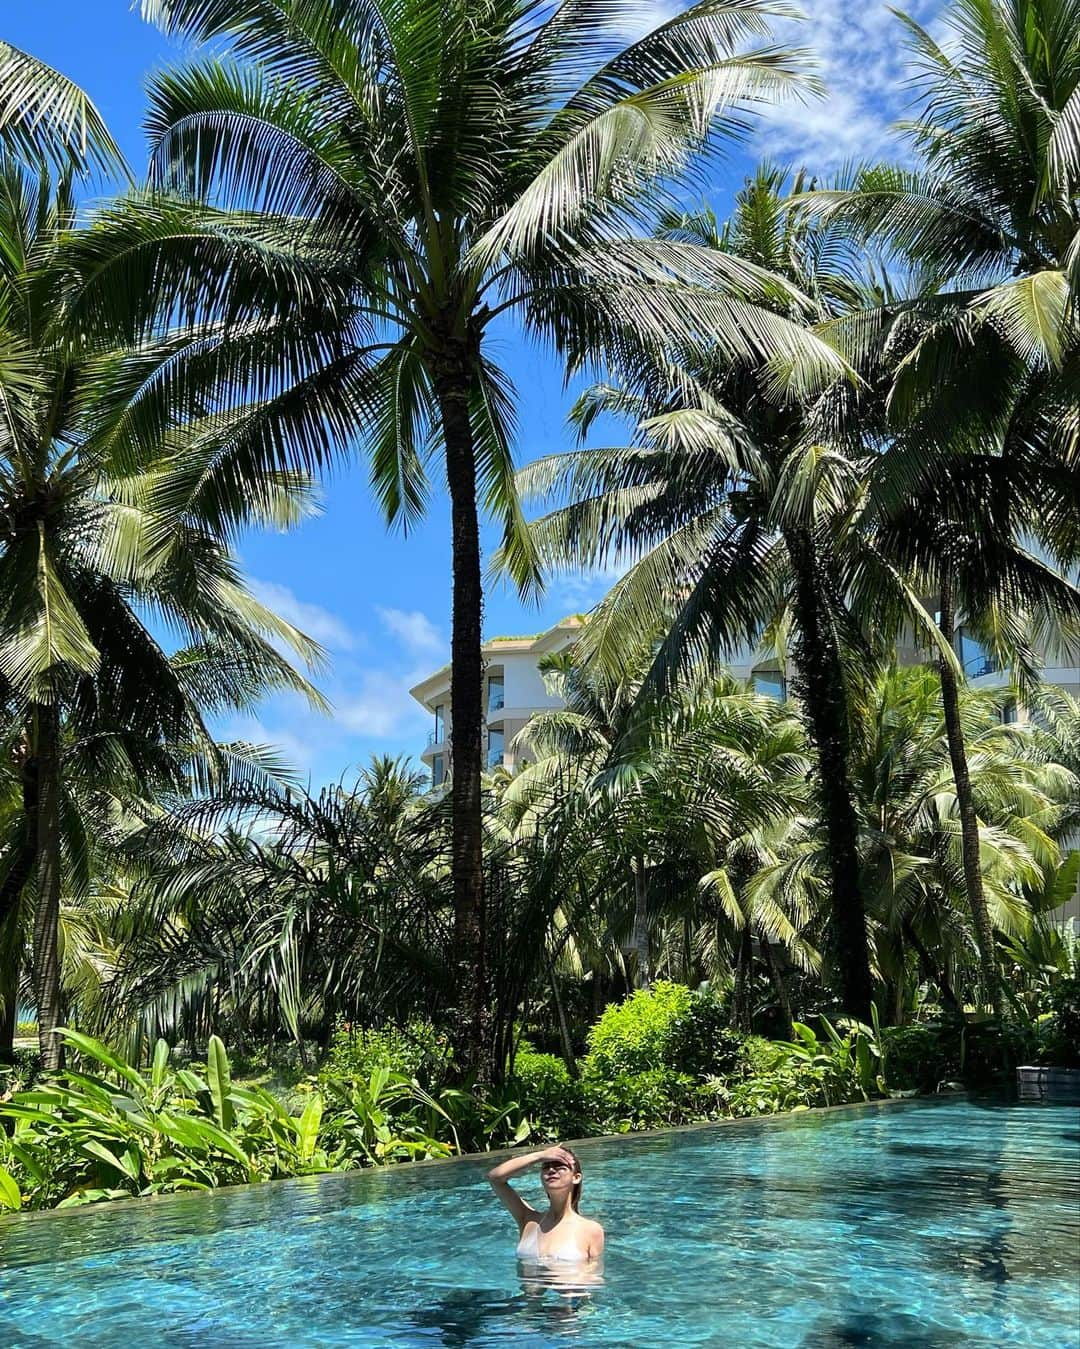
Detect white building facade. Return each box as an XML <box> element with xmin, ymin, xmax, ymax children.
<box><xmin>410</xmin><ymin>616</ymin><xmax>584</xmax><ymax>784</ymax></box>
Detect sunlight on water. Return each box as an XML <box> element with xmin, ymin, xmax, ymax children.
<box><xmin>1</xmin><ymin>1097</ymin><xmax>1077</xmax><ymax>1347</ymax></box>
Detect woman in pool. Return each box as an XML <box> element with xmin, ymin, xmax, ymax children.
<box><xmin>487</xmin><ymin>1145</ymin><xmax>604</xmax><ymax>1266</ymax></box>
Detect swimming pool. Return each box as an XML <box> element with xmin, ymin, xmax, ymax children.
<box><xmin>1</xmin><ymin>1097</ymin><xmax>1077</xmax><ymax>1346</ymax></box>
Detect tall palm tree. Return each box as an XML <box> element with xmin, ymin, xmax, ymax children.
<box><xmin>517</xmin><ymin>167</ymin><xmax>932</xmax><ymax>1019</ymax></box>
<box><xmin>0</xmin><ymin>160</ymin><xmax>325</xmax><ymax>1068</ymax></box>
<box><xmin>801</xmin><ymin>0</ymin><xmax>1080</xmax><ymax>1013</ymax></box>
<box><xmin>850</xmin><ymin>666</ymin><xmax>1077</xmax><ymax>1016</ymax></box>
<box><xmin>80</xmin><ymin>0</ymin><xmax>830</xmax><ymax>1077</ymax></box>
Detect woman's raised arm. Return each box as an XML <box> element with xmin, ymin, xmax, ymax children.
<box><xmin>486</xmin><ymin>1146</ymin><xmax>574</xmax><ymax>1228</ymax></box>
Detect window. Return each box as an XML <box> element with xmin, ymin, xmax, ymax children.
<box><xmin>956</xmin><ymin>628</ymin><xmax>998</xmax><ymax>677</ymax></box>
<box><xmin>752</xmin><ymin>668</ymin><xmax>786</xmax><ymax>701</ymax></box>
<box><xmin>487</xmin><ymin>728</ymin><xmax>504</xmax><ymax>768</ymax></box>
<box><xmin>432</xmin><ymin>754</ymin><xmax>446</xmax><ymax>788</ymax></box>
<box><xmin>487</xmin><ymin>675</ymin><xmax>504</xmax><ymax>714</ymax></box>
<box><xmin>1001</xmin><ymin>699</ymin><xmax>1019</xmax><ymax>725</ymax></box>
<box><xmin>434</xmin><ymin>704</ymin><xmax>446</xmax><ymax>744</ymax></box>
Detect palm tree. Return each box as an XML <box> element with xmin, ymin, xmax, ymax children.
<box><xmin>0</xmin><ymin>38</ymin><xmax>123</xmax><ymax>176</ymax></box>
<box><xmin>517</xmin><ymin>166</ymin><xmax>933</xmax><ymax>1019</ymax></box>
<box><xmin>106</xmin><ymin>0</ymin><xmax>827</xmax><ymax>1078</ymax></box>
<box><xmin>849</xmin><ymin>666</ymin><xmax>1078</xmax><ymax>1017</ymax></box>
<box><xmin>509</xmin><ymin>649</ymin><xmax>813</xmax><ymax>1014</ymax></box>
<box><xmin>801</xmin><ymin>0</ymin><xmax>1080</xmax><ymax>1013</ymax></box>
<box><xmin>94</xmin><ymin>756</ymin><xmax>447</xmax><ymax>1058</ymax></box>
<box><xmin>0</xmin><ymin>161</ymin><xmax>325</xmax><ymax>1068</ymax></box>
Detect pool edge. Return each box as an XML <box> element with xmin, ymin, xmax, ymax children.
<box><xmin>0</xmin><ymin>1091</ymin><xmax>946</xmax><ymax>1229</ymax></box>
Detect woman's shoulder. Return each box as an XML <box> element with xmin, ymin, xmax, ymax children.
<box><xmin>577</xmin><ymin>1214</ymin><xmax>604</xmax><ymax>1237</ymax></box>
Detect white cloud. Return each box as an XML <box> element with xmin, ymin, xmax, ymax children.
<box><xmin>250</xmin><ymin>579</ymin><xmax>357</xmax><ymax>651</ymax></box>
<box><xmin>221</xmin><ymin>716</ymin><xmax>320</xmax><ymax>773</ymax></box>
<box><xmin>338</xmin><ymin>670</ymin><xmax>430</xmax><ymax>738</ymax></box>
<box><xmin>753</xmin><ymin>0</ymin><xmax>946</xmax><ymax>170</ymax></box>
<box><xmin>549</xmin><ymin>561</ymin><xmax>626</xmax><ymax>615</ymax></box>
<box><xmin>376</xmin><ymin>606</ymin><xmax>444</xmax><ymax>658</ymax></box>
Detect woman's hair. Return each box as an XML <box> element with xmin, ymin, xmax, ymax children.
<box><xmin>565</xmin><ymin>1148</ymin><xmax>583</xmax><ymax>1212</ymax></box>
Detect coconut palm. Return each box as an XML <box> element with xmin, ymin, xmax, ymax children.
<box><xmin>97</xmin><ymin>0</ymin><xmax>836</xmax><ymax>1077</ymax></box>
<box><xmin>92</xmin><ymin>757</ymin><xmax>447</xmax><ymax>1058</ymax></box>
<box><xmin>798</xmin><ymin>0</ymin><xmax>1080</xmax><ymax>1013</ymax></box>
<box><xmin>0</xmin><ymin>38</ymin><xmax>123</xmax><ymax>176</ymax></box>
<box><xmin>850</xmin><ymin>666</ymin><xmax>1078</xmax><ymax>1015</ymax></box>
<box><xmin>0</xmin><ymin>160</ymin><xmax>325</xmax><ymax>1068</ymax></box>
<box><xmin>508</xmin><ymin>648</ymin><xmax>813</xmax><ymax>1004</ymax></box>
<box><xmin>516</xmin><ymin>166</ymin><xmax>931</xmax><ymax>1019</ymax></box>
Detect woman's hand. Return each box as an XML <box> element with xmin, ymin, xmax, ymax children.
<box><xmin>536</xmin><ymin>1146</ymin><xmax>575</xmax><ymax>1169</ymax></box>
<box><xmin>487</xmin><ymin>1144</ymin><xmax>574</xmax><ymax>1186</ymax></box>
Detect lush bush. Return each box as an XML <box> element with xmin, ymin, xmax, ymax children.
<box><xmin>508</xmin><ymin>1045</ymin><xmax>583</xmax><ymax>1140</ymax></box>
<box><xmin>879</xmin><ymin>1016</ymin><xmax>1034</xmax><ymax>1089</ymax></box>
<box><xmin>585</xmin><ymin>982</ymin><xmax>693</xmax><ymax>1076</ymax></box>
<box><xmin>320</xmin><ymin>1018</ymin><xmax>449</xmax><ymax>1087</ymax></box>
<box><xmin>1040</xmin><ymin>968</ymin><xmax>1080</xmax><ymax>1067</ymax></box>
<box><xmin>670</xmin><ymin>994</ymin><xmax>743</xmax><ymax>1077</ymax></box>
<box><xmin>0</xmin><ymin>1048</ymin><xmax>42</xmax><ymax>1094</ymax></box>
<box><xmin>878</xmin><ymin>1024</ymin><xmax>950</xmax><ymax>1092</ymax></box>
<box><xmin>0</xmin><ymin>1032</ymin><xmax>339</xmax><ymax>1211</ymax></box>
<box><xmin>0</xmin><ymin>1032</ymin><xmax>471</xmax><ymax>1213</ymax></box>
<box><xmin>584</xmin><ymin>982</ymin><xmax>738</xmax><ymax>1079</ymax></box>
<box><xmin>582</xmin><ymin>1068</ymin><xmax>703</xmax><ymax>1131</ymax></box>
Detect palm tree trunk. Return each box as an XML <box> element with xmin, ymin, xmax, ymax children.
<box><xmin>937</xmin><ymin>581</ymin><xmax>1002</xmax><ymax>1017</ymax></box>
<box><xmin>757</xmin><ymin>927</ymin><xmax>793</xmax><ymax>1040</ymax></box>
<box><xmin>31</xmin><ymin>702</ymin><xmax>64</xmax><ymax>1072</ymax></box>
<box><xmin>432</xmin><ymin>347</ymin><xmax>490</xmax><ymax>1083</ymax></box>
<box><xmin>631</xmin><ymin>855</ymin><xmax>650</xmax><ymax>988</ymax></box>
<box><xmin>786</xmin><ymin>529</ymin><xmax>873</xmax><ymax>1021</ymax></box>
<box><xmin>732</xmin><ymin>923</ymin><xmax>753</xmax><ymax>1032</ymax></box>
<box><xmin>902</xmin><ymin>917</ymin><xmax>961</xmax><ymax>1016</ymax></box>
<box><xmin>547</xmin><ymin>957</ymin><xmax>579</xmax><ymax>1078</ymax></box>
<box><xmin>0</xmin><ymin>934</ymin><xmax>17</xmax><ymax>1066</ymax></box>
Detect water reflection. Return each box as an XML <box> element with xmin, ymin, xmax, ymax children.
<box><xmin>517</xmin><ymin>1255</ymin><xmax>604</xmax><ymax>1298</ymax></box>
<box><xmin>406</xmin><ymin>1274</ymin><xmax>602</xmax><ymax>1346</ymax></box>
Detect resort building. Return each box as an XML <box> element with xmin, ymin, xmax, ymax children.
<box><xmin>409</xmin><ymin>615</ymin><xmax>585</xmax><ymax>783</ymax></box>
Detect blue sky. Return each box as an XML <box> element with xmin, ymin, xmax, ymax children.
<box><xmin>5</xmin><ymin>0</ymin><xmax>941</xmax><ymax>785</ymax></box>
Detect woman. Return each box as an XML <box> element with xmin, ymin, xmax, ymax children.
<box><xmin>487</xmin><ymin>1145</ymin><xmax>604</xmax><ymax>1266</ymax></box>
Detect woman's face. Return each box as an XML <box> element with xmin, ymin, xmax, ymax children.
<box><xmin>539</xmin><ymin>1157</ymin><xmax>580</xmax><ymax>1199</ymax></box>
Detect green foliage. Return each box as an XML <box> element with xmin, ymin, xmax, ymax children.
<box><xmin>585</xmin><ymin>983</ymin><xmax>738</xmax><ymax>1079</ymax></box>
<box><xmin>581</xmin><ymin>1070</ymin><xmax>702</xmax><ymax>1133</ymax></box>
<box><xmin>878</xmin><ymin>1025</ymin><xmax>950</xmax><ymax>1093</ymax></box>
<box><xmin>0</xmin><ymin>1031</ymin><xmax>342</xmax><ymax>1209</ymax></box>
<box><xmin>320</xmin><ymin>1019</ymin><xmax>449</xmax><ymax>1089</ymax></box>
<box><xmin>319</xmin><ymin>1066</ymin><xmax>457</xmax><ymax>1166</ymax></box>
<box><xmin>1031</xmin><ymin>966</ymin><xmax>1080</xmax><ymax>1068</ymax></box>
<box><xmin>508</xmin><ymin>1046</ymin><xmax>579</xmax><ymax>1139</ymax></box>
<box><xmin>708</xmin><ymin>1019</ymin><xmax>884</xmax><ymax>1118</ymax></box>
<box><xmin>585</xmin><ymin>981</ymin><xmax>694</xmax><ymax>1076</ymax></box>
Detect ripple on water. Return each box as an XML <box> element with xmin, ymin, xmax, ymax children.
<box><xmin>1</xmin><ymin>1097</ymin><xmax>1078</xmax><ymax>1348</ymax></box>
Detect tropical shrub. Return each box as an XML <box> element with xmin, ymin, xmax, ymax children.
<box><xmin>878</xmin><ymin>1025</ymin><xmax>951</xmax><ymax>1093</ymax></box>
<box><xmin>585</xmin><ymin>982</ymin><xmax>694</xmax><ymax>1076</ymax></box>
<box><xmin>320</xmin><ymin>1019</ymin><xmax>450</xmax><ymax>1088</ymax></box>
<box><xmin>581</xmin><ymin>1069</ymin><xmax>703</xmax><ymax>1132</ymax></box>
<box><xmin>585</xmin><ymin>983</ymin><xmax>738</xmax><ymax>1079</ymax></box>
<box><xmin>319</xmin><ymin>1066</ymin><xmax>459</xmax><ymax>1165</ymax></box>
<box><xmin>1041</xmin><ymin>967</ymin><xmax>1080</xmax><ymax>1067</ymax></box>
<box><xmin>0</xmin><ymin>1032</ymin><xmax>337</xmax><ymax>1211</ymax></box>
<box><xmin>0</xmin><ymin>1049</ymin><xmax>41</xmax><ymax>1094</ymax></box>
<box><xmin>508</xmin><ymin>1046</ymin><xmax>583</xmax><ymax>1140</ymax></box>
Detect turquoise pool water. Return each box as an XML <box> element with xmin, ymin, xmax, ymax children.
<box><xmin>1</xmin><ymin>1097</ymin><xmax>1077</xmax><ymax>1346</ymax></box>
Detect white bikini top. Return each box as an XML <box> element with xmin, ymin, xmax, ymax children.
<box><xmin>516</xmin><ymin>1221</ymin><xmax>589</xmax><ymax>1264</ymax></box>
